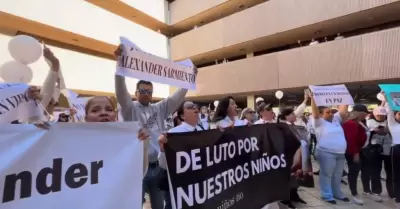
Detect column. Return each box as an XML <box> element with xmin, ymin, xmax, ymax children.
<box><xmin>246</xmin><ymin>52</ymin><xmax>254</xmax><ymax>58</ymax></box>
<box><xmin>246</xmin><ymin>95</ymin><xmax>255</xmax><ymax>109</ymax></box>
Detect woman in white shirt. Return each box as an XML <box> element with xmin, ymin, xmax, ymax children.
<box><xmin>239</xmin><ymin>107</ymin><xmax>256</xmax><ymax>125</ymax></box>
<box><xmin>211</xmin><ymin>96</ymin><xmax>247</xmax><ymax>128</ymax></box>
<box><xmin>310</xmin><ymin>93</ymin><xmax>349</xmax><ymax>204</ymax></box>
<box><xmin>363</xmin><ymin>106</ymin><xmax>393</xmax><ymax>202</ymax></box>
<box><xmin>158</xmin><ymin>101</ymin><xmax>203</xmax><ymax>209</ymax></box>
<box><xmin>383</xmin><ymin>94</ymin><xmax>400</xmax><ymax>207</ymax></box>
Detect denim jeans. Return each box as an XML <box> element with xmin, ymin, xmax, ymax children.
<box><xmin>315</xmin><ymin>148</ymin><xmax>346</xmax><ymax>200</ymax></box>
<box><xmin>143</xmin><ymin>164</ymin><xmax>165</xmax><ymax>209</ymax></box>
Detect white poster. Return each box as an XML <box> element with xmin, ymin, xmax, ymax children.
<box><xmin>69</xmin><ymin>97</ymin><xmax>91</xmax><ymax>122</ymax></box>
<box><xmin>309</xmin><ymin>84</ymin><xmax>354</xmax><ymax>106</ymax></box>
<box><xmin>0</xmin><ymin>122</ymin><xmax>143</xmax><ymax>209</ymax></box>
<box><xmin>0</xmin><ymin>82</ymin><xmax>40</xmax><ymax>124</ymax></box>
<box><xmin>116</xmin><ymin>37</ymin><xmax>196</xmax><ymax>90</ymax></box>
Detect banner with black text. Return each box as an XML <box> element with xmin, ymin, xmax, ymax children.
<box><xmin>116</xmin><ymin>37</ymin><xmax>196</xmax><ymax>90</ymax></box>
<box><xmin>0</xmin><ymin>122</ymin><xmax>143</xmax><ymax>209</ymax></box>
<box><xmin>165</xmin><ymin>124</ymin><xmax>300</xmax><ymax>209</ymax></box>
<box><xmin>0</xmin><ymin>82</ymin><xmax>40</xmax><ymax>124</ymax></box>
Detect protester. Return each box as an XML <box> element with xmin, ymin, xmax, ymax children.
<box><xmin>342</xmin><ymin>104</ymin><xmax>369</xmax><ymax>205</ymax></box>
<box><xmin>240</xmin><ymin>107</ymin><xmax>256</xmax><ymax>124</ymax></box>
<box><xmin>158</xmin><ymin>101</ymin><xmax>203</xmax><ymax>209</ymax></box>
<box><xmin>114</xmin><ymin>44</ymin><xmax>196</xmax><ymax>209</ymax></box>
<box><xmin>310</xmin><ymin>93</ymin><xmax>349</xmax><ymax>204</ymax></box>
<box><xmin>211</xmin><ymin>96</ymin><xmax>247</xmax><ymax>128</ymax></box>
<box><xmin>364</xmin><ymin>106</ymin><xmax>392</xmax><ymax>202</ymax></box>
<box><xmin>383</xmin><ymin>93</ymin><xmax>400</xmax><ymax>208</ymax></box>
<box><xmin>255</xmin><ymin>102</ymin><xmax>276</xmax><ymax>124</ymax></box>
<box><xmin>199</xmin><ymin>105</ymin><xmax>210</xmax><ymax>130</ymax></box>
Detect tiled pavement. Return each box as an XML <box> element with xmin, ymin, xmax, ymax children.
<box><xmin>143</xmin><ymin>162</ymin><xmax>397</xmax><ymax>209</ymax></box>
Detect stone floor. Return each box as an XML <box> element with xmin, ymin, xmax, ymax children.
<box><xmin>143</xmin><ymin>162</ymin><xmax>397</xmax><ymax>209</ymax></box>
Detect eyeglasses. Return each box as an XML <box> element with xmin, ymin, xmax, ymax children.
<box><xmin>137</xmin><ymin>89</ymin><xmax>153</xmax><ymax>95</ymax></box>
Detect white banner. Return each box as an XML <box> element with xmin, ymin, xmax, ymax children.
<box><xmin>0</xmin><ymin>82</ymin><xmax>40</xmax><ymax>124</ymax></box>
<box><xmin>309</xmin><ymin>84</ymin><xmax>354</xmax><ymax>106</ymax></box>
<box><xmin>0</xmin><ymin>122</ymin><xmax>143</xmax><ymax>209</ymax></box>
<box><xmin>116</xmin><ymin>37</ymin><xmax>196</xmax><ymax>90</ymax></box>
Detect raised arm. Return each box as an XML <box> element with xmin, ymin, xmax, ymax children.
<box><xmin>40</xmin><ymin>46</ymin><xmax>59</xmax><ymax>108</ymax></box>
<box><xmin>155</xmin><ymin>88</ymin><xmax>188</xmax><ymax>118</ymax></box>
<box><xmin>337</xmin><ymin>104</ymin><xmax>349</xmax><ymax>121</ymax></box>
<box><xmin>294</xmin><ymin>91</ymin><xmax>309</xmax><ymax>117</ymax></box>
<box><xmin>155</xmin><ymin>67</ymin><xmax>197</xmax><ymax>118</ymax></box>
<box><xmin>114</xmin><ymin>45</ymin><xmax>133</xmax><ymax>120</ymax></box>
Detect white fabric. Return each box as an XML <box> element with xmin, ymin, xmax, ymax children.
<box><xmin>158</xmin><ymin>122</ymin><xmax>202</xmax><ymax>169</ymax></box>
<box><xmin>0</xmin><ymin>122</ymin><xmax>143</xmax><ymax>209</ymax></box>
<box><xmin>311</xmin><ymin>112</ymin><xmax>347</xmax><ymax>154</ymax></box>
<box><xmin>216</xmin><ymin>116</ymin><xmax>247</xmax><ymax>128</ymax></box>
<box><xmin>386</xmin><ymin>104</ymin><xmax>400</xmax><ymax>145</ymax></box>
<box><xmin>254</xmin><ymin>118</ymin><xmax>276</xmax><ymax>124</ymax></box>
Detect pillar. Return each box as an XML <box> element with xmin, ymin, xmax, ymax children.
<box><xmin>246</xmin><ymin>52</ymin><xmax>254</xmax><ymax>58</ymax></box>
<box><xmin>246</xmin><ymin>95</ymin><xmax>255</xmax><ymax>110</ymax></box>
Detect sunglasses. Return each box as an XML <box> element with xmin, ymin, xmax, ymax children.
<box><xmin>137</xmin><ymin>89</ymin><xmax>153</xmax><ymax>95</ymax></box>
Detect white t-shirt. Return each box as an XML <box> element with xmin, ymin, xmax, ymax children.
<box><xmin>386</xmin><ymin>105</ymin><xmax>400</xmax><ymax>145</ymax></box>
<box><xmin>311</xmin><ymin>112</ymin><xmax>347</xmax><ymax>154</ymax></box>
<box><xmin>254</xmin><ymin>119</ymin><xmax>276</xmax><ymax>124</ymax></box>
<box><xmin>216</xmin><ymin>116</ymin><xmax>247</xmax><ymax>128</ymax></box>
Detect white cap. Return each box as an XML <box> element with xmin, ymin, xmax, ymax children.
<box><xmin>255</xmin><ymin>97</ymin><xmax>264</xmax><ymax>103</ymax></box>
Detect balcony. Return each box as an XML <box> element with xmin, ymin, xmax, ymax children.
<box><xmin>181</xmin><ymin>27</ymin><xmax>400</xmax><ymax>98</ymax></box>
<box><xmin>170</xmin><ymin>0</ymin><xmax>400</xmax><ymax>64</ymax></box>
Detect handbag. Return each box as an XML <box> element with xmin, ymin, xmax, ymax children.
<box><xmin>362</xmin><ymin>130</ymin><xmax>385</xmax><ymax>158</ymax></box>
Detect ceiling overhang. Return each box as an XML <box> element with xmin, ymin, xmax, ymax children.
<box><xmin>85</xmin><ymin>0</ymin><xmax>267</xmax><ymax>37</ymax></box>
<box><xmin>0</xmin><ymin>11</ymin><xmax>116</xmax><ymax>60</ymax></box>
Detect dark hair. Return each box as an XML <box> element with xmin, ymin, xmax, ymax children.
<box><xmin>212</xmin><ymin>96</ymin><xmax>234</xmax><ymax>122</ymax></box>
<box><xmin>173</xmin><ymin>116</ymin><xmax>181</xmax><ymax>127</ymax></box>
<box><xmin>318</xmin><ymin>106</ymin><xmax>329</xmax><ymax>114</ymax></box>
<box><xmin>176</xmin><ymin>103</ymin><xmax>185</xmax><ymax>121</ymax></box>
<box><xmin>136</xmin><ymin>80</ymin><xmax>153</xmax><ymax>89</ymax></box>
<box><xmin>277</xmin><ymin>108</ymin><xmax>294</xmax><ymax>123</ymax></box>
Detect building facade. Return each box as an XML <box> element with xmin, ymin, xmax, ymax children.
<box><xmin>1</xmin><ymin>0</ymin><xmax>400</xmax><ymax>107</ymax></box>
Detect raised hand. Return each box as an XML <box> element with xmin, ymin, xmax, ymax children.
<box><xmin>114</xmin><ymin>44</ymin><xmax>124</xmax><ymax>59</ymax></box>
<box><xmin>42</xmin><ymin>42</ymin><xmax>59</xmax><ymax>72</ymax></box>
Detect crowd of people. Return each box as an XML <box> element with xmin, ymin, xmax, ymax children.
<box><xmin>9</xmin><ymin>44</ymin><xmax>400</xmax><ymax>209</ymax></box>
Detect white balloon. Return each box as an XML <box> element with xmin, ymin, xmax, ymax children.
<box><xmin>8</xmin><ymin>35</ymin><xmax>42</xmax><ymax>64</ymax></box>
<box><xmin>213</xmin><ymin>100</ymin><xmax>219</xmax><ymax>107</ymax></box>
<box><xmin>0</xmin><ymin>61</ymin><xmax>33</xmax><ymax>83</ymax></box>
<box><xmin>275</xmin><ymin>90</ymin><xmax>284</xmax><ymax>100</ymax></box>
<box><xmin>377</xmin><ymin>93</ymin><xmax>385</xmax><ymax>101</ymax></box>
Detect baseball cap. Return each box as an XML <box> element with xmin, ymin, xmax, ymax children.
<box><xmin>257</xmin><ymin>102</ymin><xmax>272</xmax><ymax>113</ymax></box>
<box><xmin>352</xmin><ymin>104</ymin><xmax>369</xmax><ymax>113</ymax></box>
<box><xmin>373</xmin><ymin>106</ymin><xmax>387</xmax><ymax>116</ymax></box>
